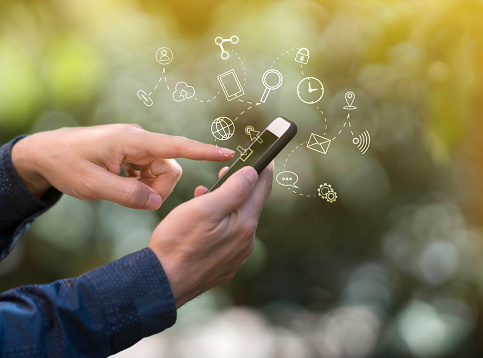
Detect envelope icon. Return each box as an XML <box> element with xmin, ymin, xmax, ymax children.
<box><xmin>307</xmin><ymin>133</ymin><xmax>331</xmax><ymax>155</ymax></box>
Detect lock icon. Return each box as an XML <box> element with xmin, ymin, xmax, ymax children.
<box><xmin>295</xmin><ymin>48</ymin><xmax>310</xmax><ymax>65</ymax></box>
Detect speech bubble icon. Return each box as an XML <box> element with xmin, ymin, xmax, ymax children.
<box><xmin>276</xmin><ymin>171</ymin><xmax>299</xmax><ymax>188</ymax></box>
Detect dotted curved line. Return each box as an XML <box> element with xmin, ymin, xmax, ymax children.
<box><xmin>282</xmin><ymin>142</ymin><xmax>318</xmax><ymax>198</ymax></box>
<box><xmin>194</xmin><ymin>91</ymin><xmax>219</xmax><ymax>103</ymax></box>
<box><xmin>316</xmin><ymin>106</ymin><xmax>328</xmax><ymax>136</ymax></box>
<box><xmin>237</xmin><ymin>99</ymin><xmax>262</xmax><ymax>105</ymax></box>
<box><xmin>301</xmin><ymin>63</ymin><xmax>305</xmax><ymax>77</ymax></box>
<box><xmin>232</xmin><ymin>50</ymin><xmax>247</xmax><ymax>86</ymax></box>
<box><xmin>271</xmin><ymin>48</ymin><xmax>298</xmax><ymax>68</ymax></box>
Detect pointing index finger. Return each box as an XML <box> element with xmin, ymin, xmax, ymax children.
<box><xmin>136</xmin><ymin>131</ymin><xmax>235</xmax><ymax>162</ymax></box>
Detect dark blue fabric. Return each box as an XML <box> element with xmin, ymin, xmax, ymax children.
<box><xmin>0</xmin><ymin>136</ymin><xmax>63</xmax><ymax>260</ymax></box>
<box><xmin>0</xmin><ymin>137</ymin><xmax>177</xmax><ymax>357</ymax></box>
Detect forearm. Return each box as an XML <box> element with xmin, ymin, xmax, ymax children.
<box><xmin>0</xmin><ymin>248</ymin><xmax>177</xmax><ymax>357</ymax></box>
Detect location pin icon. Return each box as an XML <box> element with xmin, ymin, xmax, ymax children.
<box><xmin>344</xmin><ymin>91</ymin><xmax>357</xmax><ymax>110</ymax></box>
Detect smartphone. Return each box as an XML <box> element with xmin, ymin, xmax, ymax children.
<box><xmin>208</xmin><ymin>116</ymin><xmax>297</xmax><ymax>192</ymax></box>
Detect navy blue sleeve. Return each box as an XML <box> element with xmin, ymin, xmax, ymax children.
<box><xmin>0</xmin><ymin>137</ymin><xmax>178</xmax><ymax>356</ymax></box>
<box><xmin>0</xmin><ymin>247</ymin><xmax>177</xmax><ymax>357</ymax></box>
<box><xmin>0</xmin><ymin>136</ymin><xmax>62</xmax><ymax>260</ymax></box>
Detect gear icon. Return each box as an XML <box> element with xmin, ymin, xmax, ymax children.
<box><xmin>317</xmin><ymin>183</ymin><xmax>337</xmax><ymax>203</ymax></box>
<box><xmin>317</xmin><ymin>183</ymin><xmax>333</xmax><ymax>199</ymax></box>
<box><xmin>326</xmin><ymin>190</ymin><xmax>337</xmax><ymax>203</ymax></box>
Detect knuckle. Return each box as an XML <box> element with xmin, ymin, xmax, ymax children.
<box><xmin>165</xmin><ymin>136</ymin><xmax>187</xmax><ymax>157</ymax></box>
<box><xmin>121</xmin><ymin>183</ymin><xmax>145</xmax><ymax>208</ymax></box>
<box><xmin>117</xmin><ymin>123</ymin><xmax>136</xmax><ymax>133</ymax></box>
<box><xmin>129</xmin><ymin>123</ymin><xmax>143</xmax><ymax>130</ymax></box>
<box><xmin>245</xmin><ymin>240</ymin><xmax>255</xmax><ymax>256</ymax></box>
<box><xmin>170</xmin><ymin>160</ymin><xmax>183</xmax><ymax>179</ymax></box>
<box><xmin>240</xmin><ymin>221</ymin><xmax>257</xmax><ymax>239</ymax></box>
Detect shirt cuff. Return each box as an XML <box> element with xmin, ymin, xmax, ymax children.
<box><xmin>83</xmin><ymin>247</ymin><xmax>177</xmax><ymax>354</ymax></box>
<box><xmin>0</xmin><ymin>136</ymin><xmax>62</xmax><ymax>260</ymax></box>
<box><xmin>2</xmin><ymin>136</ymin><xmax>62</xmax><ymax>215</ymax></box>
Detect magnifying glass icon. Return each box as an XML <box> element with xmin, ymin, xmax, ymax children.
<box><xmin>260</xmin><ymin>69</ymin><xmax>283</xmax><ymax>103</ymax></box>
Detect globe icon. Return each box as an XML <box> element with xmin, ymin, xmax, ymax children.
<box><xmin>211</xmin><ymin>117</ymin><xmax>235</xmax><ymax>141</ymax></box>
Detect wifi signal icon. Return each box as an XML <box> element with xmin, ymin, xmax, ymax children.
<box><xmin>353</xmin><ymin>131</ymin><xmax>371</xmax><ymax>154</ymax></box>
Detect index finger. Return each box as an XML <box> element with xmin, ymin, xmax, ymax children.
<box><xmin>134</xmin><ymin>130</ymin><xmax>235</xmax><ymax>161</ymax></box>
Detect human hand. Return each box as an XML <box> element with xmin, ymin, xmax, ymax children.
<box><xmin>148</xmin><ymin>162</ymin><xmax>274</xmax><ymax>308</ymax></box>
<box><xmin>11</xmin><ymin>124</ymin><xmax>235</xmax><ymax>209</ymax></box>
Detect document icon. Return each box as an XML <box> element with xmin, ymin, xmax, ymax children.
<box><xmin>307</xmin><ymin>133</ymin><xmax>331</xmax><ymax>155</ymax></box>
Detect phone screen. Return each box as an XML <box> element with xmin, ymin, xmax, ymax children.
<box><xmin>209</xmin><ymin>129</ymin><xmax>279</xmax><ymax>192</ymax></box>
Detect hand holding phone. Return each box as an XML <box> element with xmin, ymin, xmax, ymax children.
<box><xmin>208</xmin><ymin>116</ymin><xmax>297</xmax><ymax>192</ymax></box>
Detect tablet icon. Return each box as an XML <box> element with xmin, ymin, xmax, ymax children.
<box><xmin>173</xmin><ymin>82</ymin><xmax>195</xmax><ymax>102</ymax></box>
<box><xmin>237</xmin><ymin>145</ymin><xmax>253</xmax><ymax>162</ymax></box>
<box><xmin>217</xmin><ymin>69</ymin><xmax>245</xmax><ymax>101</ymax></box>
<box><xmin>215</xmin><ymin>36</ymin><xmax>239</xmax><ymax>60</ymax></box>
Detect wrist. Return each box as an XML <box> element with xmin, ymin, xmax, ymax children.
<box><xmin>149</xmin><ymin>245</ymin><xmax>195</xmax><ymax>308</ymax></box>
<box><xmin>11</xmin><ymin>136</ymin><xmax>51</xmax><ymax>199</ymax></box>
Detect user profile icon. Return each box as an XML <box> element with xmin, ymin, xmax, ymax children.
<box><xmin>156</xmin><ymin>47</ymin><xmax>173</xmax><ymax>65</ymax></box>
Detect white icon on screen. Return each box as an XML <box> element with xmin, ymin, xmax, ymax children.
<box><xmin>217</xmin><ymin>69</ymin><xmax>245</xmax><ymax>101</ymax></box>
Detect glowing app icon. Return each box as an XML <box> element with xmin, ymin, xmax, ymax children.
<box><xmin>215</xmin><ymin>36</ymin><xmax>239</xmax><ymax>60</ymax></box>
<box><xmin>156</xmin><ymin>47</ymin><xmax>173</xmax><ymax>66</ymax></box>
<box><xmin>237</xmin><ymin>145</ymin><xmax>253</xmax><ymax>162</ymax></box>
<box><xmin>307</xmin><ymin>133</ymin><xmax>331</xmax><ymax>155</ymax></box>
<box><xmin>217</xmin><ymin>69</ymin><xmax>244</xmax><ymax>101</ymax></box>
<box><xmin>353</xmin><ymin>130</ymin><xmax>370</xmax><ymax>154</ymax></box>
<box><xmin>173</xmin><ymin>82</ymin><xmax>195</xmax><ymax>102</ymax></box>
<box><xmin>344</xmin><ymin>91</ymin><xmax>357</xmax><ymax>110</ymax></box>
<box><xmin>245</xmin><ymin>126</ymin><xmax>263</xmax><ymax>144</ymax></box>
<box><xmin>297</xmin><ymin>77</ymin><xmax>324</xmax><ymax>105</ymax></box>
<box><xmin>211</xmin><ymin>117</ymin><xmax>235</xmax><ymax>141</ymax></box>
<box><xmin>318</xmin><ymin>183</ymin><xmax>337</xmax><ymax>203</ymax></box>
<box><xmin>276</xmin><ymin>171</ymin><xmax>299</xmax><ymax>188</ymax></box>
<box><xmin>137</xmin><ymin>90</ymin><xmax>153</xmax><ymax>107</ymax></box>
<box><xmin>260</xmin><ymin>69</ymin><xmax>283</xmax><ymax>103</ymax></box>
<box><xmin>295</xmin><ymin>48</ymin><xmax>310</xmax><ymax>65</ymax></box>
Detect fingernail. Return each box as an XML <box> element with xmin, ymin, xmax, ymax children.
<box><xmin>242</xmin><ymin>166</ymin><xmax>258</xmax><ymax>185</ymax></box>
<box><xmin>145</xmin><ymin>193</ymin><xmax>162</xmax><ymax>210</ymax></box>
<box><xmin>219</xmin><ymin>148</ymin><xmax>236</xmax><ymax>157</ymax></box>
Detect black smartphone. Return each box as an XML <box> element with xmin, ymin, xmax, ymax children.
<box><xmin>208</xmin><ymin>116</ymin><xmax>297</xmax><ymax>192</ymax></box>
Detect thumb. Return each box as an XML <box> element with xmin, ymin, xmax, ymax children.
<box><xmin>91</xmin><ymin>168</ymin><xmax>162</xmax><ymax>210</ymax></box>
<box><xmin>201</xmin><ymin>166</ymin><xmax>258</xmax><ymax>216</ymax></box>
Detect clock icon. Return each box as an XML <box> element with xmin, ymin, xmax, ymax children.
<box><xmin>297</xmin><ymin>77</ymin><xmax>324</xmax><ymax>104</ymax></box>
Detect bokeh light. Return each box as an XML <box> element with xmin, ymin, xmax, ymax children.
<box><xmin>1</xmin><ymin>0</ymin><xmax>483</xmax><ymax>357</ymax></box>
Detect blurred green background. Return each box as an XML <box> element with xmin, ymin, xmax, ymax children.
<box><xmin>1</xmin><ymin>0</ymin><xmax>483</xmax><ymax>357</ymax></box>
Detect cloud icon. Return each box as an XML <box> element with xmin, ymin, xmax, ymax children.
<box><xmin>173</xmin><ymin>82</ymin><xmax>195</xmax><ymax>102</ymax></box>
